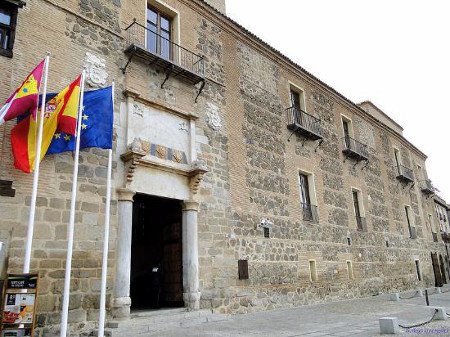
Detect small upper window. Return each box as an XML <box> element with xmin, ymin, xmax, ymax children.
<box><xmin>0</xmin><ymin>2</ymin><xmax>21</xmax><ymax>58</ymax></box>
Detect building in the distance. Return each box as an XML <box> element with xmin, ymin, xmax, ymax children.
<box><xmin>0</xmin><ymin>0</ymin><xmax>448</xmax><ymax>335</ymax></box>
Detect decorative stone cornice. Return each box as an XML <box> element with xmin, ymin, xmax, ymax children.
<box><xmin>116</xmin><ymin>188</ymin><xmax>136</xmax><ymax>202</ymax></box>
<box><xmin>120</xmin><ymin>148</ymin><xmax>209</xmax><ymax>195</ymax></box>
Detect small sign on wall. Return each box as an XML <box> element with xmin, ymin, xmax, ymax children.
<box><xmin>1</xmin><ymin>274</ymin><xmax>38</xmax><ymax>337</ymax></box>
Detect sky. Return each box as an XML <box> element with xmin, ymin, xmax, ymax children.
<box><xmin>225</xmin><ymin>0</ymin><xmax>450</xmax><ymax>203</ymax></box>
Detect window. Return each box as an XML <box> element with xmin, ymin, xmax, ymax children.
<box><xmin>309</xmin><ymin>260</ymin><xmax>317</xmax><ymax>282</ymax></box>
<box><xmin>299</xmin><ymin>171</ymin><xmax>317</xmax><ymax>223</ymax></box>
<box><xmin>289</xmin><ymin>83</ymin><xmax>305</xmax><ymax>112</ymax></box>
<box><xmin>346</xmin><ymin>261</ymin><xmax>354</xmax><ymax>280</ymax></box>
<box><xmin>0</xmin><ymin>2</ymin><xmax>19</xmax><ymax>58</ymax></box>
<box><xmin>393</xmin><ymin>148</ymin><xmax>401</xmax><ymax>174</ymax></box>
<box><xmin>415</xmin><ymin>260</ymin><xmax>421</xmax><ymax>281</ymax></box>
<box><xmin>405</xmin><ymin>206</ymin><xmax>415</xmax><ymax>238</ymax></box>
<box><xmin>341</xmin><ymin>116</ymin><xmax>353</xmax><ymax>149</ymax></box>
<box><xmin>352</xmin><ymin>189</ymin><xmax>365</xmax><ymax>231</ymax></box>
<box><xmin>147</xmin><ymin>6</ymin><xmax>172</xmax><ymax>59</ymax></box>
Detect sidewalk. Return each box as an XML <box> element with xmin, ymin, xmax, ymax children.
<box><xmin>141</xmin><ymin>288</ymin><xmax>450</xmax><ymax>336</ymax></box>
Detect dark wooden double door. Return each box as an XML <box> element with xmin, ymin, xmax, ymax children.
<box><xmin>131</xmin><ymin>194</ymin><xmax>183</xmax><ymax>310</ymax></box>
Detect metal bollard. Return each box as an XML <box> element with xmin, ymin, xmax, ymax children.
<box><xmin>425</xmin><ymin>289</ymin><xmax>429</xmax><ymax>306</ymax></box>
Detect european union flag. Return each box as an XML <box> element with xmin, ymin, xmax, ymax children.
<box><xmin>47</xmin><ymin>86</ymin><xmax>113</xmax><ymax>154</ymax></box>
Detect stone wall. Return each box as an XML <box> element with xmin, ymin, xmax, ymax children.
<box><xmin>0</xmin><ymin>0</ymin><xmax>446</xmax><ymax>335</ymax></box>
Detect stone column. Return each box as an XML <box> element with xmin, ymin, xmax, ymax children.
<box><xmin>113</xmin><ymin>188</ymin><xmax>135</xmax><ymax>319</ymax></box>
<box><xmin>182</xmin><ymin>200</ymin><xmax>200</xmax><ymax>310</ymax></box>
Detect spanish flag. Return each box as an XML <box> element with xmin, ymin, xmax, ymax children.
<box><xmin>0</xmin><ymin>60</ymin><xmax>45</xmax><ymax>124</ymax></box>
<box><xmin>11</xmin><ymin>76</ymin><xmax>81</xmax><ymax>173</ymax></box>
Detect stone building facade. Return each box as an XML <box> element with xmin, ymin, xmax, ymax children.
<box><xmin>0</xmin><ymin>0</ymin><xmax>448</xmax><ymax>335</ymax></box>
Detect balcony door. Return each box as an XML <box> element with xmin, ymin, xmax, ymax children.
<box><xmin>394</xmin><ymin>148</ymin><xmax>401</xmax><ymax>175</ymax></box>
<box><xmin>147</xmin><ymin>6</ymin><xmax>172</xmax><ymax>60</ymax></box>
<box><xmin>342</xmin><ymin>119</ymin><xmax>351</xmax><ymax>148</ymax></box>
<box><xmin>290</xmin><ymin>90</ymin><xmax>302</xmax><ymax>125</ymax></box>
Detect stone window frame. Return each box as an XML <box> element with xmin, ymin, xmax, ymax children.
<box><xmin>346</xmin><ymin>260</ymin><xmax>354</xmax><ymax>280</ymax></box>
<box><xmin>404</xmin><ymin>204</ymin><xmax>415</xmax><ymax>238</ymax></box>
<box><xmin>340</xmin><ymin>114</ymin><xmax>355</xmax><ymax>139</ymax></box>
<box><xmin>393</xmin><ymin>146</ymin><xmax>403</xmax><ymax>170</ymax></box>
<box><xmin>146</xmin><ymin>0</ymin><xmax>181</xmax><ymax>61</ymax></box>
<box><xmin>351</xmin><ymin>187</ymin><xmax>365</xmax><ymax>228</ymax></box>
<box><xmin>429</xmin><ymin>213</ymin><xmax>436</xmax><ymax>234</ymax></box>
<box><xmin>297</xmin><ymin>169</ymin><xmax>318</xmax><ymax>207</ymax></box>
<box><xmin>308</xmin><ymin>259</ymin><xmax>318</xmax><ymax>282</ymax></box>
<box><xmin>414</xmin><ymin>259</ymin><xmax>421</xmax><ymax>281</ymax></box>
<box><xmin>288</xmin><ymin>81</ymin><xmax>307</xmax><ymax>112</ymax></box>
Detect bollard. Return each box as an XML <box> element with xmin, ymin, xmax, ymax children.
<box><xmin>425</xmin><ymin>289</ymin><xmax>429</xmax><ymax>306</ymax></box>
<box><xmin>379</xmin><ymin>317</ymin><xmax>399</xmax><ymax>334</ymax></box>
<box><xmin>431</xmin><ymin>307</ymin><xmax>447</xmax><ymax>320</ymax></box>
<box><xmin>390</xmin><ymin>293</ymin><xmax>400</xmax><ymax>301</ymax></box>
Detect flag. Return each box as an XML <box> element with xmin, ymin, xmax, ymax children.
<box><xmin>11</xmin><ymin>76</ymin><xmax>81</xmax><ymax>173</ymax></box>
<box><xmin>0</xmin><ymin>60</ymin><xmax>45</xmax><ymax>124</ymax></box>
<box><xmin>47</xmin><ymin>86</ymin><xmax>113</xmax><ymax>154</ymax></box>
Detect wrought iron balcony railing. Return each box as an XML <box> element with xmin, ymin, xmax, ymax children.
<box><xmin>356</xmin><ymin>216</ymin><xmax>367</xmax><ymax>232</ymax></box>
<box><xmin>342</xmin><ymin>136</ymin><xmax>369</xmax><ymax>161</ymax></box>
<box><xmin>441</xmin><ymin>231</ymin><xmax>450</xmax><ymax>243</ymax></box>
<box><xmin>286</xmin><ymin>107</ymin><xmax>323</xmax><ymax>141</ymax></box>
<box><xmin>122</xmin><ymin>20</ymin><xmax>205</xmax><ymax>86</ymax></box>
<box><xmin>301</xmin><ymin>203</ymin><xmax>319</xmax><ymax>223</ymax></box>
<box><xmin>420</xmin><ymin>179</ymin><xmax>435</xmax><ymax>195</ymax></box>
<box><xmin>396</xmin><ymin>164</ymin><xmax>414</xmax><ymax>183</ymax></box>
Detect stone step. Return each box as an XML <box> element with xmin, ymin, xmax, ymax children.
<box><xmin>101</xmin><ymin>309</ymin><xmax>229</xmax><ymax>336</ymax></box>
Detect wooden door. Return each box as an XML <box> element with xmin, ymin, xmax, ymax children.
<box><xmin>431</xmin><ymin>252</ymin><xmax>443</xmax><ymax>287</ymax></box>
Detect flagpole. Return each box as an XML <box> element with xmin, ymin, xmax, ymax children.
<box><xmin>23</xmin><ymin>53</ymin><xmax>50</xmax><ymax>274</ymax></box>
<box><xmin>60</xmin><ymin>70</ymin><xmax>86</xmax><ymax>337</ymax></box>
<box><xmin>98</xmin><ymin>82</ymin><xmax>114</xmax><ymax>337</ymax></box>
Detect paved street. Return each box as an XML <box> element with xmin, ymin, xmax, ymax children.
<box><xmin>140</xmin><ymin>288</ymin><xmax>450</xmax><ymax>336</ymax></box>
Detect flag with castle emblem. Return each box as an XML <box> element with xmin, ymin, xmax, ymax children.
<box><xmin>11</xmin><ymin>75</ymin><xmax>81</xmax><ymax>173</ymax></box>
<box><xmin>0</xmin><ymin>60</ymin><xmax>45</xmax><ymax>124</ymax></box>
<box><xmin>47</xmin><ymin>86</ymin><xmax>113</xmax><ymax>154</ymax></box>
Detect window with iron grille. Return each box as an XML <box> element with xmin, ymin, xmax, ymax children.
<box><xmin>0</xmin><ymin>2</ymin><xmax>20</xmax><ymax>58</ymax></box>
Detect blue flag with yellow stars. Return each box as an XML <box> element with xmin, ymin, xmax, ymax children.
<box><xmin>47</xmin><ymin>86</ymin><xmax>113</xmax><ymax>154</ymax></box>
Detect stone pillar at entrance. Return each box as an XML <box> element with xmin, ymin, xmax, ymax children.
<box><xmin>182</xmin><ymin>200</ymin><xmax>200</xmax><ymax>310</ymax></box>
<box><xmin>113</xmin><ymin>188</ymin><xmax>135</xmax><ymax>318</ymax></box>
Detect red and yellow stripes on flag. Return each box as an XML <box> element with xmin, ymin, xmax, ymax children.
<box><xmin>11</xmin><ymin>75</ymin><xmax>81</xmax><ymax>173</ymax></box>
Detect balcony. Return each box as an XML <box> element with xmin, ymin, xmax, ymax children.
<box><xmin>421</xmin><ymin>179</ymin><xmax>436</xmax><ymax>196</ymax></box>
<box><xmin>356</xmin><ymin>216</ymin><xmax>367</xmax><ymax>232</ymax></box>
<box><xmin>441</xmin><ymin>231</ymin><xmax>450</xmax><ymax>243</ymax></box>
<box><xmin>396</xmin><ymin>164</ymin><xmax>414</xmax><ymax>184</ymax></box>
<box><xmin>301</xmin><ymin>203</ymin><xmax>319</xmax><ymax>223</ymax></box>
<box><xmin>122</xmin><ymin>20</ymin><xmax>205</xmax><ymax>89</ymax></box>
<box><xmin>286</xmin><ymin>107</ymin><xmax>323</xmax><ymax>141</ymax></box>
<box><xmin>342</xmin><ymin>136</ymin><xmax>369</xmax><ymax>161</ymax></box>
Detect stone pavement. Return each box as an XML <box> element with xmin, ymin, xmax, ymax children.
<box><xmin>136</xmin><ymin>288</ymin><xmax>450</xmax><ymax>337</ymax></box>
